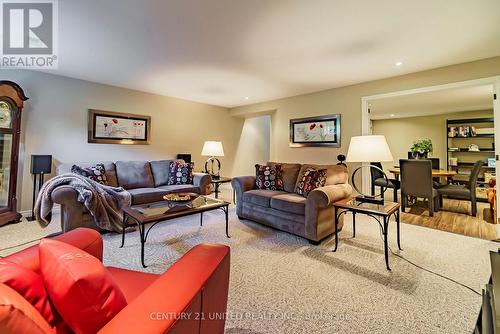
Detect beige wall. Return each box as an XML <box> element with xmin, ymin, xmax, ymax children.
<box><xmin>372</xmin><ymin>110</ymin><xmax>494</xmax><ymax>172</ymax></box>
<box><xmin>231</xmin><ymin>115</ymin><xmax>271</xmax><ymax>176</ymax></box>
<box><xmin>230</xmin><ymin>57</ymin><xmax>500</xmax><ymax>169</ymax></box>
<box><xmin>0</xmin><ymin>70</ymin><xmax>244</xmax><ymax>211</ymax></box>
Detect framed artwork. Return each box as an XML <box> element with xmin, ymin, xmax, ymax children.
<box><xmin>289</xmin><ymin>114</ymin><xmax>341</xmax><ymax>147</ymax></box>
<box><xmin>88</xmin><ymin>109</ymin><xmax>151</xmax><ymax>145</ymax></box>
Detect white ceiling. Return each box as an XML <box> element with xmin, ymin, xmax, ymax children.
<box><xmin>49</xmin><ymin>0</ymin><xmax>500</xmax><ymax>107</ymax></box>
<box><xmin>369</xmin><ymin>85</ymin><xmax>494</xmax><ymax>119</ymax></box>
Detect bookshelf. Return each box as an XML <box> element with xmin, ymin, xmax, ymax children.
<box><xmin>446</xmin><ymin>117</ymin><xmax>495</xmax><ymax>202</ymax></box>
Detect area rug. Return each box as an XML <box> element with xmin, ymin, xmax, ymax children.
<box><xmin>95</xmin><ymin>207</ymin><xmax>494</xmax><ymax>334</ymax></box>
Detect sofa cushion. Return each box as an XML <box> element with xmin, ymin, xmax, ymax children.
<box><xmin>255</xmin><ymin>164</ymin><xmax>284</xmax><ymax>190</ymax></box>
<box><xmin>128</xmin><ymin>188</ymin><xmax>170</xmax><ymax>205</ymax></box>
<box><xmin>296</xmin><ymin>163</ymin><xmax>348</xmax><ymax>187</ymax></box>
<box><xmin>107</xmin><ymin>267</ymin><xmax>158</xmax><ymax>303</ymax></box>
<box><xmin>168</xmin><ymin>161</ymin><xmax>194</xmax><ymax>185</ymax></box>
<box><xmin>116</xmin><ymin>161</ymin><xmax>155</xmax><ymax>189</ymax></box>
<box><xmin>295</xmin><ymin>168</ymin><xmax>327</xmax><ymax>197</ymax></box>
<box><xmin>58</xmin><ymin>161</ymin><xmax>118</xmax><ymax>187</ymax></box>
<box><xmin>150</xmin><ymin>160</ymin><xmax>174</xmax><ymax>187</ymax></box>
<box><xmin>268</xmin><ymin>162</ymin><xmax>301</xmax><ymax>193</ymax></box>
<box><xmin>242</xmin><ymin>189</ymin><xmax>287</xmax><ymax>207</ymax></box>
<box><xmin>39</xmin><ymin>238</ymin><xmax>127</xmax><ymax>334</ymax></box>
<box><xmin>270</xmin><ymin>194</ymin><xmax>306</xmax><ymax>215</ymax></box>
<box><xmin>0</xmin><ymin>260</ymin><xmax>55</xmax><ymax>325</ymax></box>
<box><xmin>71</xmin><ymin>163</ymin><xmax>108</xmax><ymax>185</ymax></box>
<box><xmin>0</xmin><ymin>283</ymin><xmax>55</xmax><ymax>334</ymax></box>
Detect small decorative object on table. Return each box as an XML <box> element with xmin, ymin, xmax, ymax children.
<box><xmin>201</xmin><ymin>141</ymin><xmax>224</xmax><ymax>180</ymax></box>
<box><xmin>410</xmin><ymin>138</ymin><xmax>433</xmax><ymax>159</ymax></box>
<box><xmin>163</xmin><ymin>193</ymin><xmax>199</xmax><ymax>202</ymax></box>
<box><xmin>346</xmin><ymin>135</ymin><xmax>394</xmax><ymax>205</ymax></box>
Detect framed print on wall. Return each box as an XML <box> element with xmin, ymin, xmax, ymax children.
<box><xmin>289</xmin><ymin>114</ymin><xmax>341</xmax><ymax>147</ymax></box>
<box><xmin>88</xmin><ymin>109</ymin><xmax>151</xmax><ymax>145</ymax></box>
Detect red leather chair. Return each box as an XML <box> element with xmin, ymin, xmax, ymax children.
<box><xmin>1</xmin><ymin>228</ymin><xmax>230</xmax><ymax>334</ymax></box>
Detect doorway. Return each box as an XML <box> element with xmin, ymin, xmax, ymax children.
<box><xmin>361</xmin><ymin>76</ymin><xmax>500</xmax><ymax>239</ymax></box>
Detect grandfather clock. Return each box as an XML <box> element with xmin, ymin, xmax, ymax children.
<box><xmin>0</xmin><ymin>81</ymin><xmax>28</xmax><ymax>226</ymax></box>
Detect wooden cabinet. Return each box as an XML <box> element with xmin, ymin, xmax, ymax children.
<box><xmin>0</xmin><ymin>81</ymin><xmax>28</xmax><ymax>226</ymax></box>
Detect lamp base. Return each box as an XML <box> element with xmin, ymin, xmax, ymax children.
<box><xmin>204</xmin><ymin>157</ymin><xmax>221</xmax><ymax>180</ymax></box>
<box><xmin>355</xmin><ymin>195</ymin><xmax>384</xmax><ymax>205</ymax></box>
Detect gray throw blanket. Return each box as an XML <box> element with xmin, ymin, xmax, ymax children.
<box><xmin>35</xmin><ymin>173</ymin><xmax>132</xmax><ymax>232</ymax></box>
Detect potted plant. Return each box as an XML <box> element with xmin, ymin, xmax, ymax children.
<box><xmin>410</xmin><ymin>138</ymin><xmax>433</xmax><ymax>159</ymax></box>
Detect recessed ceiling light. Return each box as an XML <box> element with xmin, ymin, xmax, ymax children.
<box><xmin>244</xmin><ymin>96</ymin><xmax>249</xmax><ymax>100</ymax></box>
<box><xmin>390</xmin><ymin>114</ymin><xmax>396</xmax><ymax>117</ymax></box>
<box><xmin>395</xmin><ymin>61</ymin><xmax>403</xmax><ymax>66</ymax></box>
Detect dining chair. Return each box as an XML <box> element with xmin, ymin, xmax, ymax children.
<box><xmin>437</xmin><ymin>160</ymin><xmax>483</xmax><ymax>216</ymax></box>
<box><xmin>407</xmin><ymin>152</ymin><xmax>440</xmax><ymax>169</ymax></box>
<box><xmin>399</xmin><ymin>159</ymin><xmax>440</xmax><ymax>217</ymax></box>
<box><xmin>370</xmin><ymin>162</ymin><xmax>400</xmax><ymax>202</ymax></box>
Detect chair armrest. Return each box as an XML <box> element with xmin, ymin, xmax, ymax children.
<box><xmin>4</xmin><ymin>228</ymin><xmax>103</xmax><ymax>272</ymax></box>
<box><xmin>306</xmin><ymin>183</ymin><xmax>353</xmax><ymax>209</ymax></box>
<box><xmin>193</xmin><ymin>173</ymin><xmax>212</xmax><ymax>195</ymax></box>
<box><xmin>98</xmin><ymin>244</ymin><xmax>230</xmax><ymax>334</ymax></box>
<box><xmin>51</xmin><ymin>185</ymin><xmax>80</xmax><ymax>204</ymax></box>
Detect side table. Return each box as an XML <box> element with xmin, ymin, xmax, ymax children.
<box><xmin>332</xmin><ymin>197</ymin><xmax>402</xmax><ymax>270</ymax></box>
<box><xmin>211</xmin><ymin>177</ymin><xmax>233</xmax><ymax>201</ymax></box>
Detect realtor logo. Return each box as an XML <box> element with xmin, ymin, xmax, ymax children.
<box><xmin>1</xmin><ymin>0</ymin><xmax>58</xmax><ymax>68</ymax></box>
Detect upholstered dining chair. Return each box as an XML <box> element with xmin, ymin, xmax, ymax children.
<box><xmin>370</xmin><ymin>162</ymin><xmax>400</xmax><ymax>202</ymax></box>
<box><xmin>437</xmin><ymin>160</ymin><xmax>483</xmax><ymax>216</ymax></box>
<box><xmin>400</xmin><ymin>159</ymin><xmax>440</xmax><ymax>217</ymax></box>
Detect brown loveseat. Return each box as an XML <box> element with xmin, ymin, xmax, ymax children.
<box><xmin>53</xmin><ymin>160</ymin><xmax>212</xmax><ymax>231</ymax></box>
<box><xmin>231</xmin><ymin>162</ymin><xmax>352</xmax><ymax>244</ymax></box>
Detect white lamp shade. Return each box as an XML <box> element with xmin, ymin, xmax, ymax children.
<box><xmin>346</xmin><ymin>135</ymin><xmax>393</xmax><ymax>162</ymax></box>
<box><xmin>201</xmin><ymin>141</ymin><xmax>225</xmax><ymax>157</ymax></box>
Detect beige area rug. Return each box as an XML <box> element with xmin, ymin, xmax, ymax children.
<box><xmin>0</xmin><ymin>208</ymin><xmax>495</xmax><ymax>333</ymax></box>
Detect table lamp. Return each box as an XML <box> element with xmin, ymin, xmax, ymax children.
<box><xmin>346</xmin><ymin>135</ymin><xmax>393</xmax><ymax>204</ymax></box>
<box><xmin>201</xmin><ymin>141</ymin><xmax>224</xmax><ymax>180</ymax></box>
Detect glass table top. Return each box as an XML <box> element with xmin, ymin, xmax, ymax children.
<box><xmin>131</xmin><ymin>196</ymin><xmax>228</xmax><ymax>218</ymax></box>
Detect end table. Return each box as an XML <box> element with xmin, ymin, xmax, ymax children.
<box><xmin>211</xmin><ymin>177</ymin><xmax>233</xmax><ymax>201</ymax></box>
<box><xmin>332</xmin><ymin>197</ymin><xmax>402</xmax><ymax>270</ymax></box>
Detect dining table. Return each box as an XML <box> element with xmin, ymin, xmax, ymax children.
<box><xmin>388</xmin><ymin>167</ymin><xmax>457</xmax><ymax>181</ymax></box>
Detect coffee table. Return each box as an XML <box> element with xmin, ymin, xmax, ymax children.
<box><xmin>120</xmin><ymin>196</ymin><xmax>230</xmax><ymax>267</ymax></box>
<box><xmin>332</xmin><ymin>197</ymin><xmax>402</xmax><ymax>270</ymax></box>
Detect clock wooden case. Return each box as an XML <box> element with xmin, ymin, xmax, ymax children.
<box><xmin>0</xmin><ymin>81</ymin><xmax>28</xmax><ymax>226</ymax></box>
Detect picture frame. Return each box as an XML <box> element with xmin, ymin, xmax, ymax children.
<box><xmin>289</xmin><ymin>114</ymin><xmax>341</xmax><ymax>147</ymax></box>
<box><xmin>88</xmin><ymin>109</ymin><xmax>151</xmax><ymax>145</ymax></box>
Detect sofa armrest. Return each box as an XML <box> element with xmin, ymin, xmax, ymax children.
<box><xmin>50</xmin><ymin>186</ymin><xmax>88</xmax><ymax>232</ymax></box>
<box><xmin>193</xmin><ymin>173</ymin><xmax>212</xmax><ymax>195</ymax></box>
<box><xmin>306</xmin><ymin>183</ymin><xmax>353</xmax><ymax>209</ymax></box>
<box><xmin>98</xmin><ymin>244</ymin><xmax>230</xmax><ymax>334</ymax></box>
<box><xmin>231</xmin><ymin>176</ymin><xmax>255</xmax><ymax>194</ymax></box>
<box><xmin>4</xmin><ymin>228</ymin><xmax>103</xmax><ymax>273</ymax></box>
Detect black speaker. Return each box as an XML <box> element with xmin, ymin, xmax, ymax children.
<box><xmin>176</xmin><ymin>154</ymin><xmax>192</xmax><ymax>164</ymax></box>
<box><xmin>31</xmin><ymin>155</ymin><xmax>52</xmax><ymax>174</ymax></box>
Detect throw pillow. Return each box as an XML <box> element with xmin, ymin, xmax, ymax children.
<box><xmin>255</xmin><ymin>164</ymin><xmax>284</xmax><ymax>191</ymax></box>
<box><xmin>71</xmin><ymin>163</ymin><xmax>107</xmax><ymax>185</ymax></box>
<box><xmin>0</xmin><ymin>260</ymin><xmax>55</xmax><ymax>325</ymax></box>
<box><xmin>168</xmin><ymin>161</ymin><xmax>194</xmax><ymax>185</ymax></box>
<box><xmin>39</xmin><ymin>238</ymin><xmax>127</xmax><ymax>334</ymax></box>
<box><xmin>295</xmin><ymin>168</ymin><xmax>327</xmax><ymax>197</ymax></box>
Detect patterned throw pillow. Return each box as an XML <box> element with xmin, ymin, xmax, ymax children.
<box><xmin>255</xmin><ymin>164</ymin><xmax>284</xmax><ymax>191</ymax></box>
<box><xmin>168</xmin><ymin>161</ymin><xmax>194</xmax><ymax>185</ymax></box>
<box><xmin>295</xmin><ymin>168</ymin><xmax>327</xmax><ymax>197</ymax></box>
<box><xmin>71</xmin><ymin>163</ymin><xmax>107</xmax><ymax>185</ymax></box>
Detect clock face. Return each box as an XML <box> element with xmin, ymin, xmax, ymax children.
<box><xmin>0</xmin><ymin>101</ymin><xmax>12</xmax><ymax>128</ymax></box>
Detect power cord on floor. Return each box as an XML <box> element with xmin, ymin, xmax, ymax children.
<box><xmin>375</xmin><ymin>226</ymin><xmax>482</xmax><ymax>296</ymax></box>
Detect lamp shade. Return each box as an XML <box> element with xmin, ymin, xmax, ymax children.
<box><xmin>201</xmin><ymin>141</ymin><xmax>225</xmax><ymax>157</ymax></box>
<box><xmin>346</xmin><ymin>135</ymin><xmax>393</xmax><ymax>162</ymax></box>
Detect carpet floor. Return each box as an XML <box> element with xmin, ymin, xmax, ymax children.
<box><xmin>0</xmin><ymin>207</ymin><xmax>495</xmax><ymax>333</ymax></box>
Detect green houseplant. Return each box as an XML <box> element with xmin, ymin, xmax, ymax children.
<box><xmin>410</xmin><ymin>138</ymin><xmax>433</xmax><ymax>159</ymax></box>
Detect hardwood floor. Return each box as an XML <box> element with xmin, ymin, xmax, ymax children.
<box><xmin>401</xmin><ymin>198</ymin><xmax>497</xmax><ymax>240</ymax></box>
